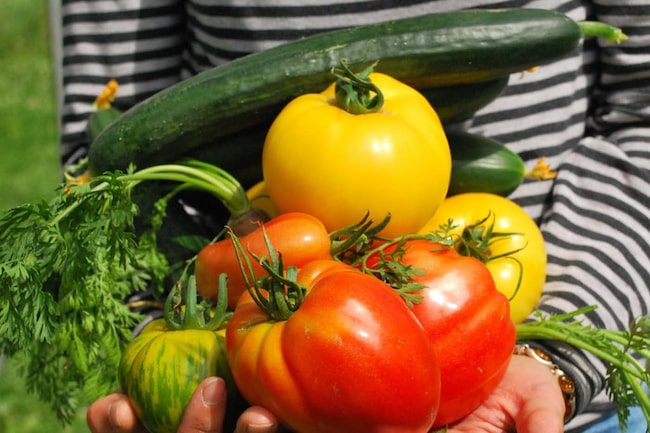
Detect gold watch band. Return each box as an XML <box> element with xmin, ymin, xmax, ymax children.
<box><xmin>513</xmin><ymin>343</ymin><xmax>577</xmax><ymax>422</ymax></box>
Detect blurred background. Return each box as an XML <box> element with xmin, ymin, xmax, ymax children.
<box><xmin>0</xmin><ymin>0</ymin><xmax>88</xmax><ymax>431</ymax></box>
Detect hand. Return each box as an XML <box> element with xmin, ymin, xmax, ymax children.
<box><xmin>88</xmin><ymin>356</ymin><xmax>565</xmax><ymax>433</ymax></box>
<box><xmin>86</xmin><ymin>376</ymin><xmax>279</xmax><ymax>433</ymax></box>
<box><xmin>446</xmin><ymin>354</ymin><xmax>566</xmax><ymax>433</ymax></box>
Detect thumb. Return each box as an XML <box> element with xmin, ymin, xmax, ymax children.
<box><xmin>513</xmin><ymin>370</ymin><xmax>566</xmax><ymax>433</ymax></box>
<box><xmin>234</xmin><ymin>406</ymin><xmax>281</xmax><ymax>433</ymax></box>
<box><xmin>177</xmin><ymin>377</ymin><xmax>227</xmax><ymax>433</ymax></box>
<box><xmin>515</xmin><ymin>401</ymin><xmax>565</xmax><ymax>433</ymax></box>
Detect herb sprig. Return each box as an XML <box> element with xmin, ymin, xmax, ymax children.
<box><xmin>517</xmin><ymin>308</ymin><xmax>650</xmax><ymax>431</ymax></box>
<box><xmin>0</xmin><ymin>159</ymin><xmax>255</xmax><ymax>423</ymax></box>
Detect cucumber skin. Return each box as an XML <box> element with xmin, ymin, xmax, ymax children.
<box><xmin>421</xmin><ymin>75</ymin><xmax>509</xmax><ymax>124</ymax></box>
<box><xmin>447</xmin><ymin>130</ymin><xmax>526</xmax><ymax>197</ymax></box>
<box><xmin>86</xmin><ymin>107</ymin><xmax>122</xmax><ymax>143</ymax></box>
<box><xmin>88</xmin><ymin>8</ymin><xmax>581</xmax><ymax>175</ymax></box>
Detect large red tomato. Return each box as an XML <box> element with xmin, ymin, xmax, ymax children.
<box><xmin>226</xmin><ymin>259</ymin><xmax>441</xmax><ymax>433</ymax></box>
<box><xmin>364</xmin><ymin>239</ymin><xmax>516</xmax><ymax>427</ymax></box>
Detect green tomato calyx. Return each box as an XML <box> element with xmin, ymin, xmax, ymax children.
<box><xmin>447</xmin><ymin>213</ymin><xmax>525</xmax><ymax>303</ymax></box>
<box><xmin>228</xmin><ymin>225</ymin><xmax>306</xmax><ymax>321</ymax></box>
<box><xmin>164</xmin><ymin>274</ymin><xmax>230</xmax><ymax>331</ymax></box>
<box><xmin>333</xmin><ymin>61</ymin><xmax>384</xmax><ymax>115</ymax></box>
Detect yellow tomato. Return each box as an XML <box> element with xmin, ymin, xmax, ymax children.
<box><xmin>418</xmin><ymin>192</ymin><xmax>546</xmax><ymax>324</ymax></box>
<box><xmin>246</xmin><ymin>181</ymin><xmax>280</xmax><ymax>218</ymax></box>
<box><xmin>262</xmin><ymin>72</ymin><xmax>451</xmax><ymax>238</ymax></box>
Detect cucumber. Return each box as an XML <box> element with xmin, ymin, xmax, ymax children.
<box><xmin>420</xmin><ymin>75</ymin><xmax>509</xmax><ymax>124</ymax></box>
<box><xmin>86</xmin><ymin>107</ymin><xmax>122</xmax><ymax>142</ymax></box>
<box><xmin>446</xmin><ymin>130</ymin><xmax>526</xmax><ymax>197</ymax></box>
<box><xmin>88</xmin><ymin>8</ymin><xmax>586</xmax><ymax>175</ymax></box>
<box><xmin>185</xmin><ymin>127</ymin><xmax>269</xmax><ymax>190</ymax></box>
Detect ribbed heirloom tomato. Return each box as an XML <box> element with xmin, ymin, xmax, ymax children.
<box><xmin>419</xmin><ymin>192</ymin><xmax>547</xmax><ymax>323</ymax></box>
<box><xmin>225</xmin><ymin>259</ymin><xmax>441</xmax><ymax>433</ymax></box>
<box><xmin>262</xmin><ymin>64</ymin><xmax>451</xmax><ymax>238</ymax></box>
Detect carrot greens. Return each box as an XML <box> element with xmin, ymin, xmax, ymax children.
<box><xmin>0</xmin><ymin>160</ymin><xmax>251</xmax><ymax>423</ymax></box>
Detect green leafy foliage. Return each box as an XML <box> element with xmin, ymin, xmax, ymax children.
<box><xmin>517</xmin><ymin>308</ymin><xmax>650</xmax><ymax>431</ymax></box>
<box><xmin>0</xmin><ymin>159</ymin><xmax>253</xmax><ymax>424</ymax></box>
<box><xmin>0</xmin><ymin>171</ymin><xmax>170</xmax><ymax>423</ymax></box>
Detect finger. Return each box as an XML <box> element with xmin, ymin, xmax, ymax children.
<box><xmin>177</xmin><ymin>377</ymin><xmax>227</xmax><ymax>433</ymax></box>
<box><xmin>514</xmin><ymin>388</ymin><xmax>565</xmax><ymax>433</ymax></box>
<box><xmin>513</xmin><ymin>365</ymin><xmax>565</xmax><ymax>433</ymax></box>
<box><xmin>234</xmin><ymin>406</ymin><xmax>280</xmax><ymax>433</ymax></box>
<box><xmin>87</xmin><ymin>392</ymin><xmax>143</xmax><ymax>433</ymax></box>
<box><xmin>516</xmin><ymin>406</ymin><xmax>565</xmax><ymax>433</ymax></box>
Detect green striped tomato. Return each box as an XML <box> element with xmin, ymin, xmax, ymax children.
<box><xmin>118</xmin><ymin>276</ymin><xmax>243</xmax><ymax>433</ymax></box>
<box><xmin>117</xmin><ymin>320</ymin><xmax>234</xmax><ymax>433</ymax></box>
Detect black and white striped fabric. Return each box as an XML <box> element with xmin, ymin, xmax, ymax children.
<box><xmin>56</xmin><ymin>0</ymin><xmax>650</xmax><ymax>430</ymax></box>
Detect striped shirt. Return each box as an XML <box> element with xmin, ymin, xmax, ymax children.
<box><xmin>56</xmin><ymin>0</ymin><xmax>650</xmax><ymax>430</ymax></box>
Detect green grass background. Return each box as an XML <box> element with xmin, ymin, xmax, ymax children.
<box><xmin>0</xmin><ymin>0</ymin><xmax>89</xmax><ymax>431</ymax></box>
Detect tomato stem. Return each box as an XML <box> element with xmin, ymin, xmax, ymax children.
<box><xmin>329</xmin><ymin>212</ymin><xmax>392</xmax><ymax>261</ymax></box>
<box><xmin>228</xmin><ymin>226</ymin><xmax>305</xmax><ymax>321</ymax></box>
<box><xmin>332</xmin><ymin>61</ymin><xmax>384</xmax><ymax>115</ymax></box>
<box><xmin>342</xmin><ymin>227</ymin><xmax>457</xmax><ymax>306</ymax></box>
<box><xmin>164</xmin><ymin>273</ymin><xmax>230</xmax><ymax>331</ymax></box>
<box><xmin>227</xmin><ymin>225</ymin><xmax>307</xmax><ymax>320</ymax></box>
<box><xmin>444</xmin><ymin>212</ymin><xmax>525</xmax><ymax>299</ymax></box>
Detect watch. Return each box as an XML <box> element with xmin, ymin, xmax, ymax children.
<box><xmin>514</xmin><ymin>343</ymin><xmax>577</xmax><ymax>422</ymax></box>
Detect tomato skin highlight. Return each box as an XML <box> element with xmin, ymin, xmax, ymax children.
<box><xmin>365</xmin><ymin>240</ymin><xmax>516</xmax><ymax>427</ymax></box>
<box><xmin>226</xmin><ymin>262</ymin><xmax>441</xmax><ymax>433</ymax></box>
<box><xmin>195</xmin><ymin>212</ymin><xmax>332</xmax><ymax>309</ymax></box>
<box><xmin>262</xmin><ymin>72</ymin><xmax>451</xmax><ymax>238</ymax></box>
<box><xmin>418</xmin><ymin>192</ymin><xmax>546</xmax><ymax>323</ymax></box>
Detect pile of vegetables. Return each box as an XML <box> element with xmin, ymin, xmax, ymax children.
<box><xmin>1</xmin><ymin>7</ymin><xmax>645</xmax><ymax>433</ymax></box>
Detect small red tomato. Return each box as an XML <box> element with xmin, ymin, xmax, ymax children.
<box><xmin>194</xmin><ymin>212</ymin><xmax>332</xmax><ymax>308</ymax></box>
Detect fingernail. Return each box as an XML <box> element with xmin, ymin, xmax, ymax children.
<box><xmin>107</xmin><ymin>399</ymin><xmax>130</xmax><ymax>432</ymax></box>
<box><xmin>246</xmin><ymin>422</ymin><xmax>275</xmax><ymax>433</ymax></box>
<box><xmin>201</xmin><ymin>377</ymin><xmax>225</xmax><ymax>407</ymax></box>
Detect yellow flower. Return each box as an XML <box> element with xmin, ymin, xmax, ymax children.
<box><xmin>526</xmin><ymin>157</ymin><xmax>557</xmax><ymax>181</ymax></box>
<box><xmin>93</xmin><ymin>79</ymin><xmax>119</xmax><ymax>109</ymax></box>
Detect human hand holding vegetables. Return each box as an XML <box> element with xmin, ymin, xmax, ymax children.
<box><xmin>444</xmin><ymin>355</ymin><xmax>566</xmax><ymax>433</ymax></box>
<box><xmin>87</xmin><ymin>380</ymin><xmax>281</xmax><ymax>433</ymax></box>
<box><xmin>86</xmin><ymin>354</ymin><xmax>565</xmax><ymax>433</ymax></box>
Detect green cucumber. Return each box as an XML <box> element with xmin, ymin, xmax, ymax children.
<box><xmin>86</xmin><ymin>107</ymin><xmax>122</xmax><ymax>143</ymax></box>
<box><xmin>87</xmin><ymin>8</ymin><xmax>593</xmax><ymax>175</ymax></box>
<box><xmin>446</xmin><ymin>130</ymin><xmax>526</xmax><ymax>197</ymax></box>
<box><xmin>420</xmin><ymin>75</ymin><xmax>509</xmax><ymax>124</ymax></box>
<box><xmin>185</xmin><ymin>127</ymin><xmax>268</xmax><ymax>190</ymax></box>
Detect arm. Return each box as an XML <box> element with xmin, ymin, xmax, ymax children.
<box><xmin>529</xmin><ymin>2</ymin><xmax>650</xmax><ymax>428</ymax></box>
<box><xmin>58</xmin><ymin>0</ymin><xmax>186</xmax><ymax>166</ymax></box>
